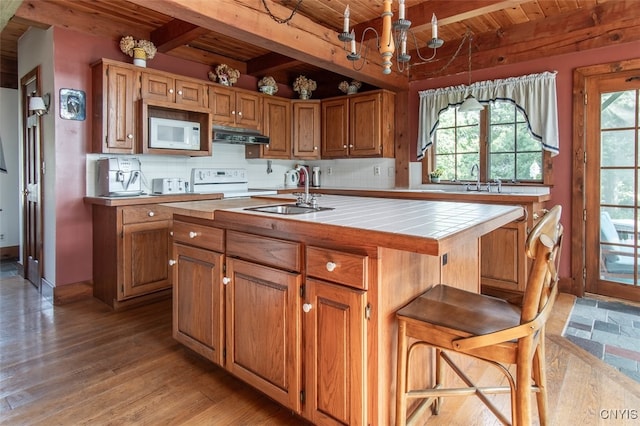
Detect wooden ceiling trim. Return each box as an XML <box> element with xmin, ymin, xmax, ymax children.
<box><xmin>409</xmin><ymin>1</ymin><xmax>640</xmax><ymax>80</ymax></box>
<box><xmin>126</xmin><ymin>0</ymin><xmax>409</xmax><ymax>90</ymax></box>
<box><xmin>0</xmin><ymin>0</ymin><xmax>22</xmax><ymax>32</ymax></box>
<box><xmin>246</xmin><ymin>52</ymin><xmax>301</xmax><ymax>77</ymax></box>
<box><xmin>168</xmin><ymin>45</ymin><xmax>247</xmax><ymax>74</ymax></box>
<box><xmin>14</xmin><ymin>0</ymin><xmax>149</xmax><ymax>41</ymax></box>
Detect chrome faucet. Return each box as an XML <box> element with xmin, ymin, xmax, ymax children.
<box><xmin>295</xmin><ymin>165</ymin><xmax>317</xmax><ymax>208</ymax></box>
<box><xmin>469</xmin><ymin>163</ymin><xmax>480</xmax><ymax>191</ymax></box>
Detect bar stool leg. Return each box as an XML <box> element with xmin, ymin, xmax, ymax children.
<box><xmin>396</xmin><ymin>320</ymin><xmax>408</xmax><ymax>426</ymax></box>
<box><xmin>433</xmin><ymin>348</ymin><xmax>443</xmax><ymax>415</ymax></box>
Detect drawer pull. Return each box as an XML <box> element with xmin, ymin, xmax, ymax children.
<box><xmin>303</xmin><ymin>303</ymin><xmax>312</xmax><ymax>313</ymax></box>
<box><xmin>222</xmin><ymin>277</ymin><xmax>231</xmax><ymax>285</ymax></box>
<box><xmin>168</xmin><ymin>259</ymin><xmax>176</xmax><ymax>266</ymax></box>
<box><xmin>326</xmin><ymin>261</ymin><xmax>337</xmax><ymax>272</ymax></box>
<box><xmin>189</xmin><ymin>231</ymin><xmax>198</xmax><ymax>238</ymax></box>
<box><xmin>148</xmin><ymin>211</ymin><xmax>155</xmax><ymax>217</ymax></box>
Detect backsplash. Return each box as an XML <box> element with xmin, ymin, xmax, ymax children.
<box><xmin>86</xmin><ymin>144</ymin><xmax>396</xmax><ymax>196</ymax></box>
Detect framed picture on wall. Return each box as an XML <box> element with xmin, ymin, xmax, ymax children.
<box><xmin>59</xmin><ymin>88</ymin><xmax>86</xmax><ymax>121</ymax></box>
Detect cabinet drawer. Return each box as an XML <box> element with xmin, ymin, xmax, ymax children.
<box><xmin>122</xmin><ymin>205</ymin><xmax>173</xmax><ymax>224</ymax></box>
<box><xmin>306</xmin><ymin>246</ymin><xmax>368</xmax><ymax>290</ymax></box>
<box><xmin>173</xmin><ymin>220</ymin><xmax>224</xmax><ymax>252</ymax></box>
<box><xmin>226</xmin><ymin>230</ymin><xmax>301</xmax><ymax>272</ymax></box>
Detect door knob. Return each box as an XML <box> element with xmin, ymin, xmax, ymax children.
<box><xmin>303</xmin><ymin>303</ymin><xmax>312</xmax><ymax>313</ymax></box>
<box><xmin>222</xmin><ymin>277</ymin><xmax>231</xmax><ymax>285</ymax></box>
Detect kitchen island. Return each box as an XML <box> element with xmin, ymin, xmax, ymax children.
<box><xmin>165</xmin><ymin>195</ymin><xmax>522</xmax><ymax>425</ymax></box>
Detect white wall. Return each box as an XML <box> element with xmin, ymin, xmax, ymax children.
<box><xmin>0</xmin><ymin>88</ymin><xmax>20</xmax><ymax>249</ymax></box>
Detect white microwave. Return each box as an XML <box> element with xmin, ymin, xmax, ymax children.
<box><xmin>149</xmin><ymin>117</ymin><xmax>201</xmax><ymax>150</ymax></box>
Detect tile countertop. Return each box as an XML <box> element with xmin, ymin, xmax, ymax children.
<box><xmin>209</xmin><ymin>195</ymin><xmax>524</xmax><ymax>255</ymax></box>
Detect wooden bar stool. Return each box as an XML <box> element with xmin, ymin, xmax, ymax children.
<box><xmin>395</xmin><ymin>205</ymin><xmax>563</xmax><ymax>426</ymax></box>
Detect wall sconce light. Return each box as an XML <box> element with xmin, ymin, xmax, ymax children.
<box><xmin>29</xmin><ymin>93</ymin><xmax>50</xmax><ymax>116</ymax></box>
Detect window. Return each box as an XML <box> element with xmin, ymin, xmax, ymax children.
<box><xmin>432</xmin><ymin>101</ymin><xmax>544</xmax><ymax>183</ymax></box>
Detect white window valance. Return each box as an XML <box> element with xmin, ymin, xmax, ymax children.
<box><xmin>417</xmin><ymin>71</ymin><xmax>559</xmax><ymax>160</ymax></box>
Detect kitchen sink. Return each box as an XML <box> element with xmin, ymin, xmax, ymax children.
<box><xmin>245</xmin><ymin>204</ymin><xmax>334</xmax><ymax>215</ymax></box>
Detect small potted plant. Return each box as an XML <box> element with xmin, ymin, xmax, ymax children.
<box><xmin>258</xmin><ymin>76</ymin><xmax>278</xmax><ymax>95</ymax></box>
<box><xmin>119</xmin><ymin>36</ymin><xmax>157</xmax><ymax>67</ymax></box>
<box><xmin>429</xmin><ymin>167</ymin><xmax>444</xmax><ymax>183</ymax></box>
<box><xmin>208</xmin><ymin>64</ymin><xmax>240</xmax><ymax>86</ymax></box>
<box><xmin>338</xmin><ymin>80</ymin><xmax>362</xmax><ymax>95</ymax></box>
<box><xmin>293</xmin><ymin>75</ymin><xmax>317</xmax><ymax>99</ymax></box>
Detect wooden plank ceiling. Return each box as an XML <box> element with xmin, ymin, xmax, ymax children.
<box><xmin>1</xmin><ymin>0</ymin><xmax>640</xmax><ymax>94</ymax></box>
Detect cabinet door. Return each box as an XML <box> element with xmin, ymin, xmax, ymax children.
<box><xmin>121</xmin><ymin>220</ymin><xmax>172</xmax><ymax>299</ymax></box>
<box><xmin>293</xmin><ymin>100</ymin><xmax>321</xmax><ymax>159</ymax></box>
<box><xmin>321</xmin><ymin>99</ymin><xmax>349</xmax><ymax>158</ymax></box>
<box><xmin>106</xmin><ymin>65</ymin><xmax>136</xmax><ymax>152</ymax></box>
<box><xmin>236</xmin><ymin>91</ymin><xmax>261</xmax><ymax>129</ymax></box>
<box><xmin>209</xmin><ymin>85</ymin><xmax>236</xmax><ymax>126</ymax></box>
<box><xmin>304</xmin><ymin>278</ymin><xmax>367</xmax><ymax>425</ymax></box>
<box><xmin>173</xmin><ymin>243</ymin><xmax>224</xmax><ymax>365</ymax></box>
<box><xmin>225</xmin><ymin>258</ymin><xmax>302</xmax><ymax>412</ymax></box>
<box><xmin>261</xmin><ymin>97</ymin><xmax>291</xmax><ymax>159</ymax></box>
<box><xmin>481</xmin><ymin>221</ymin><xmax>526</xmax><ymax>292</ymax></box>
<box><xmin>349</xmin><ymin>93</ymin><xmax>382</xmax><ymax>157</ymax></box>
<box><xmin>175</xmin><ymin>79</ymin><xmax>206</xmax><ymax>107</ymax></box>
<box><xmin>141</xmin><ymin>72</ymin><xmax>175</xmax><ymax>103</ymax></box>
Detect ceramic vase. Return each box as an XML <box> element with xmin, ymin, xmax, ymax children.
<box><xmin>132</xmin><ymin>47</ymin><xmax>146</xmax><ymax>67</ymax></box>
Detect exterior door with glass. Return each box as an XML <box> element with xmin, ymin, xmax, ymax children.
<box><xmin>586</xmin><ymin>70</ymin><xmax>640</xmax><ymax>302</ymax></box>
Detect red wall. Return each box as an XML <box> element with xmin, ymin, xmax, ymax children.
<box><xmin>409</xmin><ymin>41</ymin><xmax>640</xmax><ymax>280</ymax></box>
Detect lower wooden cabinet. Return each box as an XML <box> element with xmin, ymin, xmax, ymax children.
<box><xmin>303</xmin><ymin>278</ymin><xmax>366</xmax><ymax>425</ymax></box>
<box><xmin>225</xmin><ymin>257</ymin><xmax>302</xmax><ymax>412</ymax></box>
<box><xmin>172</xmin><ymin>243</ymin><xmax>224</xmax><ymax>364</ymax></box>
<box><xmin>92</xmin><ymin>204</ymin><xmax>173</xmax><ymax>309</ymax></box>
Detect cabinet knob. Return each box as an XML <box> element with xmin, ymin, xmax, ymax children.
<box><xmin>177</xmin><ymin>90</ymin><xmax>183</xmax><ymax>95</ymax></box>
<box><xmin>168</xmin><ymin>259</ymin><xmax>176</xmax><ymax>266</ymax></box>
<box><xmin>232</xmin><ymin>110</ymin><xmax>236</xmax><ymax>115</ymax></box>
<box><xmin>343</xmin><ymin>145</ymin><xmax>347</xmax><ymax>148</ymax></box>
<box><xmin>222</xmin><ymin>277</ymin><xmax>231</xmax><ymax>285</ymax></box>
<box><xmin>127</xmin><ymin>134</ymin><xmax>133</xmax><ymax>139</ymax></box>
<box><xmin>314</xmin><ymin>146</ymin><xmax>318</xmax><ymax>150</ymax></box>
<box><xmin>169</xmin><ymin>89</ymin><xmax>174</xmax><ymax>94</ymax></box>
<box><xmin>238</xmin><ymin>111</ymin><xmax>243</xmax><ymax>117</ymax></box>
<box><xmin>303</xmin><ymin>303</ymin><xmax>312</xmax><ymax>313</ymax></box>
<box><xmin>326</xmin><ymin>261</ymin><xmax>337</xmax><ymax>272</ymax></box>
<box><xmin>189</xmin><ymin>231</ymin><xmax>198</xmax><ymax>238</ymax></box>
<box><xmin>349</xmin><ymin>144</ymin><xmax>354</xmax><ymax>148</ymax></box>
<box><xmin>148</xmin><ymin>211</ymin><xmax>155</xmax><ymax>217</ymax></box>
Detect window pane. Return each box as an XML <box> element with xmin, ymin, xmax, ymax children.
<box><xmin>439</xmin><ymin>107</ymin><xmax>455</xmax><ymax>127</ymax></box>
<box><xmin>438</xmin><ymin>155</ymin><xmax>456</xmax><ymax>180</ymax></box>
<box><xmin>458</xmin><ymin>126</ymin><xmax>480</xmax><ymax>153</ymax></box>
<box><xmin>457</xmin><ymin>153</ymin><xmax>480</xmax><ymax>180</ymax></box>
<box><xmin>457</xmin><ymin>110</ymin><xmax>479</xmax><ymax>126</ymax></box>
<box><xmin>601</xmin><ymin>129</ymin><xmax>635</xmax><ymax>167</ymax></box>
<box><xmin>514</xmin><ymin>153</ymin><xmax>542</xmax><ymax>180</ymax></box>
<box><xmin>490</xmin><ymin>124</ymin><xmax>515</xmax><ymax>152</ymax></box>
<box><xmin>601</xmin><ymin>91</ymin><xmax>637</xmax><ymax>129</ymax></box>
<box><xmin>435</xmin><ymin>128</ymin><xmax>455</xmax><ymax>154</ymax></box>
<box><xmin>601</xmin><ymin>168</ymin><xmax>635</xmax><ymax>206</ymax></box>
<box><xmin>516</xmin><ymin>123</ymin><xmax>540</xmax><ymax>151</ymax></box>
<box><xmin>490</xmin><ymin>101</ymin><xmax>514</xmax><ymax>124</ymax></box>
<box><xmin>490</xmin><ymin>153</ymin><xmax>514</xmax><ymax>180</ymax></box>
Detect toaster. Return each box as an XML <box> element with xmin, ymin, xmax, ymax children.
<box><xmin>152</xmin><ymin>178</ymin><xmax>188</xmax><ymax>194</ymax></box>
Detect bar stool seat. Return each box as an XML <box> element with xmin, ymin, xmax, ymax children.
<box><xmin>395</xmin><ymin>205</ymin><xmax>563</xmax><ymax>426</ymax></box>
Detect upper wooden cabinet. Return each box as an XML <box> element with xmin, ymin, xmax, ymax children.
<box><xmin>140</xmin><ymin>72</ymin><xmax>207</xmax><ymax>107</ymax></box>
<box><xmin>292</xmin><ymin>100</ymin><xmax>321</xmax><ymax>160</ymax></box>
<box><xmin>321</xmin><ymin>90</ymin><xmax>395</xmax><ymax>159</ymax></box>
<box><xmin>246</xmin><ymin>96</ymin><xmax>291</xmax><ymax>159</ymax></box>
<box><xmin>209</xmin><ymin>85</ymin><xmax>261</xmax><ymax>130</ymax></box>
<box><xmin>92</xmin><ymin>61</ymin><xmax>137</xmax><ymax>154</ymax></box>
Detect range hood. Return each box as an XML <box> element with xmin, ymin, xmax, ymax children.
<box><xmin>212</xmin><ymin>125</ymin><xmax>269</xmax><ymax>145</ymax></box>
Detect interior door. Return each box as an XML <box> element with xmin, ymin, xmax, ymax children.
<box><xmin>21</xmin><ymin>69</ymin><xmax>43</xmax><ymax>290</ymax></box>
<box><xmin>585</xmin><ymin>70</ymin><xmax>640</xmax><ymax>302</ymax></box>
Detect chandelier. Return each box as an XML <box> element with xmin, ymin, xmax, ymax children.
<box><xmin>338</xmin><ymin>0</ymin><xmax>444</xmax><ymax>74</ymax></box>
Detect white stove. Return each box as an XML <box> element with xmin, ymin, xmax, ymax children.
<box><xmin>190</xmin><ymin>168</ymin><xmax>278</xmax><ymax>198</ymax></box>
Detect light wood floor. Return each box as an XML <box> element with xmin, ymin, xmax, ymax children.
<box><xmin>2</xmin><ymin>275</ymin><xmax>640</xmax><ymax>425</ymax></box>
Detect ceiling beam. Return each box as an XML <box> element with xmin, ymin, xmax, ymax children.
<box><xmin>125</xmin><ymin>0</ymin><xmax>409</xmax><ymax>91</ymax></box>
<box><xmin>0</xmin><ymin>0</ymin><xmax>22</xmax><ymax>32</ymax></box>
<box><xmin>151</xmin><ymin>19</ymin><xmax>210</xmax><ymax>53</ymax></box>
<box><xmin>246</xmin><ymin>52</ymin><xmax>301</xmax><ymax>76</ymax></box>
